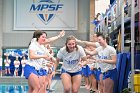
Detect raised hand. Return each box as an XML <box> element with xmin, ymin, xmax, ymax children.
<box><xmin>58</xmin><ymin>30</ymin><xmax>65</xmax><ymax>38</ymax></box>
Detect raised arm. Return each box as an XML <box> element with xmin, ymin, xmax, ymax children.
<box><xmin>46</xmin><ymin>30</ymin><xmax>65</xmax><ymax>43</ymax></box>
<box><xmin>76</xmin><ymin>38</ymin><xmax>98</xmax><ymax>47</ymax></box>
<box><xmin>84</xmin><ymin>48</ymin><xmax>98</xmax><ymax>56</ymax></box>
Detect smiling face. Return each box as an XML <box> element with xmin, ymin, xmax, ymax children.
<box><xmin>38</xmin><ymin>33</ymin><xmax>47</xmax><ymax>44</ymax></box>
<box><xmin>97</xmin><ymin>35</ymin><xmax>108</xmax><ymax>47</ymax></box>
<box><xmin>33</xmin><ymin>30</ymin><xmax>47</xmax><ymax>45</ymax></box>
<box><xmin>65</xmin><ymin>36</ymin><xmax>77</xmax><ymax>53</ymax></box>
<box><xmin>66</xmin><ymin>39</ymin><xmax>76</xmax><ymax>52</ymax></box>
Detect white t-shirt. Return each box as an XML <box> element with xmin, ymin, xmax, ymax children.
<box><xmin>57</xmin><ymin>45</ymin><xmax>86</xmax><ymax>73</ymax></box>
<box><xmin>21</xmin><ymin>59</ymin><xmax>28</xmax><ymax>67</ymax></box>
<box><xmin>0</xmin><ymin>58</ymin><xmax>2</xmax><ymax>66</ymax></box>
<box><xmin>26</xmin><ymin>41</ymin><xmax>47</xmax><ymax>70</ymax></box>
<box><xmin>14</xmin><ymin>60</ymin><xmax>20</xmax><ymax>68</ymax></box>
<box><xmin>4</xmin><ymin>59</ymin><xmax>11</xmax><ymax>67</ymax></box>
<box><xmin>95</xmin><ymin>42</ymin><xmax>100</xmax><ymax>47</ymax></box>
<box><xmin>95</xmin><ymin>45</ymin><xmax>116</xmax><ymax>73</ymax></box>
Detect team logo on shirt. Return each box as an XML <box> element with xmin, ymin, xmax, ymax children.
<box><xmin>98</xmin><ymin>55</ymin><xmax>108</xmax><ymax>59</ymax></box>
<box><xmin>30</xmin><ymin>0</ymin><xmax>63</xmax><ymax>25</ymax></box>
<box><xmin>65</xmin><ymin>59</ymin><xmax>78</xmax><ymax>65</ymax></box>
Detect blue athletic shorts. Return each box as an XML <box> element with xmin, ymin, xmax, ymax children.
<box><xmin>102</xmin><ymin>68</ymin><xmax>117</xmax><ymax>82</ymax></box>
<box><xmin>91</xmin><ymin>69</ymin><xmax>97</xmax><ymax>76</ymax></box>
<box><xmin>94</xmin><ymin>68</ymin><xmax>102</xmax><ymax>81</ymax></box>
<box><xmin>0</xmin><ymin>66</ymin><xmax>2</xmax><ymax>70</ymax></box>
<box><xmin>96</xmin><ymin>68</ymin><xmax>117</xmax><ymax>82</ymax></box>
<box><xmin>82</xmin><ymin>65</ymin><xmax>92</xmax><ymax>77</ymax></box>
<box><xmin>5</xmin><ymin>66</ymin><xmax>10</xmax><ymax>69</ymax></box>
<box><xmin>24</xmin><ymin>64</ymin><xmax>47</xmax><ymax>79</ymax></box>
<box><xmin>61</xmin><ymin>68</ymin><xmax>82</xmax><ymax>77</ymax></box>
<box><xmin>37</xmin><ymin>68</ymin><xmax>47</xmax><ymax>76</ymax></box>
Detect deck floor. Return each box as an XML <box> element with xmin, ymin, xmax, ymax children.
<box><xmin>0</xmin><ymin>74</ymin><xmax>90</xmax><ymax>93</ymax></box>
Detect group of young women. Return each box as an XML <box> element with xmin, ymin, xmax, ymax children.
<box><xmin>3</xmin><ymin>54</ymin><xmax>28</xmax><ymax>77</ymax></box>
<box><xmin>24</xmin><ymin>30</ymin><xmax>117</xmax><ymax>93</ymax></box>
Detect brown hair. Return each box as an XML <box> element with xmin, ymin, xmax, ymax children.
<box><xmin>65</xmin><ymin>35</ymin><xmax>78</xmax><ymax>53</ymax></box>
<box><xmin>96</xmin><ymin>32</ymin><xmax>109</xmax><ymax>44</ymax></box>
<box><xmin>33</xmin><ymin>30</ymin><xmax>47</xmax><ymax>41</ymax></box>
<box><xmin>29</xmin><ymin>30</ymin><xmax>47</xmax><ymax>46</ymax></box>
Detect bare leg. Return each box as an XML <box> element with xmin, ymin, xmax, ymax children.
<box><xmin>38</xmin><ymin>76</ymin><xmax>46</xmax><ymax>93</ymax></box>
<box><xmin>5</xmin><ymin>69</ymin><xmax>7</xmax><ymax>75</ymax></box>
<box><xmin>72</xmin><ymin>74</ymin><xmax>82</xmax><ymax>93</ymax></box>
<box><xmin>8</xmin><ymin>68</ymin><xmax>11</xmax><ymax>74</ymax></box>
<box><xmin>61</xmin><ymin>73</ymin><xmax>71</xmax><ymax>93</ymax></box>
<box><xmin>98</xmin><ymin>74</ymin><xmax>103</xmax><ymax>93</ymax></box>
<box><xmin>0</xmin><ymin>70</ymin><xmax>2</xmax><ymax>76</ymax></box>
<box><xmin>28</xmin><ymin>73</ymin><xmax>40</xmax><ymax>93</ymax></box>
<box><xmin>89</xmin><ymin>74</ymin><xmax>97</xmax><ymax>92</ymax></box>
<box><xmin>103</xmin><ymin>78</ymin><xmax>114</xmax><ymax>93</ymax></box>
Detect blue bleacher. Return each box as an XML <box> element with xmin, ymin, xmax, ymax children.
<box><xmin>114</xmin><ymin>53</ymin><xmax>140</xmax><ymax>93</ymax></box>
<box><xmin>114</xmin><ymin>53</ymin><xmax>131</xmax><ymax>93</ymax></box>
<box><xmin>118</xmin><ymin>53</ymin><xmax>127</xmax><ymax>92</ymax></box>
<box><xmin>134</xmin><ymin>54</ymin><xmax>140</xmax><ymax>70</ymax></box>
<box><xmin>123</xmin><ymin>53</ymin><xmax>131</xmax><ymax>89</ymax></box>
<box><xmin>114</xmin><ymin>53</ymin><xmax>123</xmax><ymax>93</ymax></box>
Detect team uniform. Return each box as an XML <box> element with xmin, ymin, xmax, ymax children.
<box><xmin>14</xmin><ymin>60</ymin><xmax>20</xmax><ymax>70</ymax></box>
<box><xmin>4</xmin><ymin>59</ymin><xmax>11</xmax><ymax>70</ymax></box>
<box><xmin>21</xmin><ymin>58</ymin><xmax>28</xmax><ymax>77</ymax></box>
<box><xmin>95</xmin><ymin>45</ymin><xmax>117</xmax><ymax>81</ymax></box>
<box><xmin>24</xmin><ymin>41</ymin><xmax>48</xmax><ymax>79</ymax></box>
<box><xmin>21</xmin><ymin>59</ymin><xmax>27</xmax><ymax>69</ymax></box>
<box><xmin>57</xmin><ymin>45</ymin><xmax>86</xmax><ymax>77</ymax></box>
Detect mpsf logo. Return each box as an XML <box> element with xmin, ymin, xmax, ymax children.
<box><xmin>30</xmin><ymin>0</ymin><xmax>63</xmax><ymax>25</ymax></box>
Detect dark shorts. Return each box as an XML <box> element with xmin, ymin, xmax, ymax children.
<box><xmin>61</xmin><ymin>68</ymin><xmax>82</xmax><ymax>77</ymax></box>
